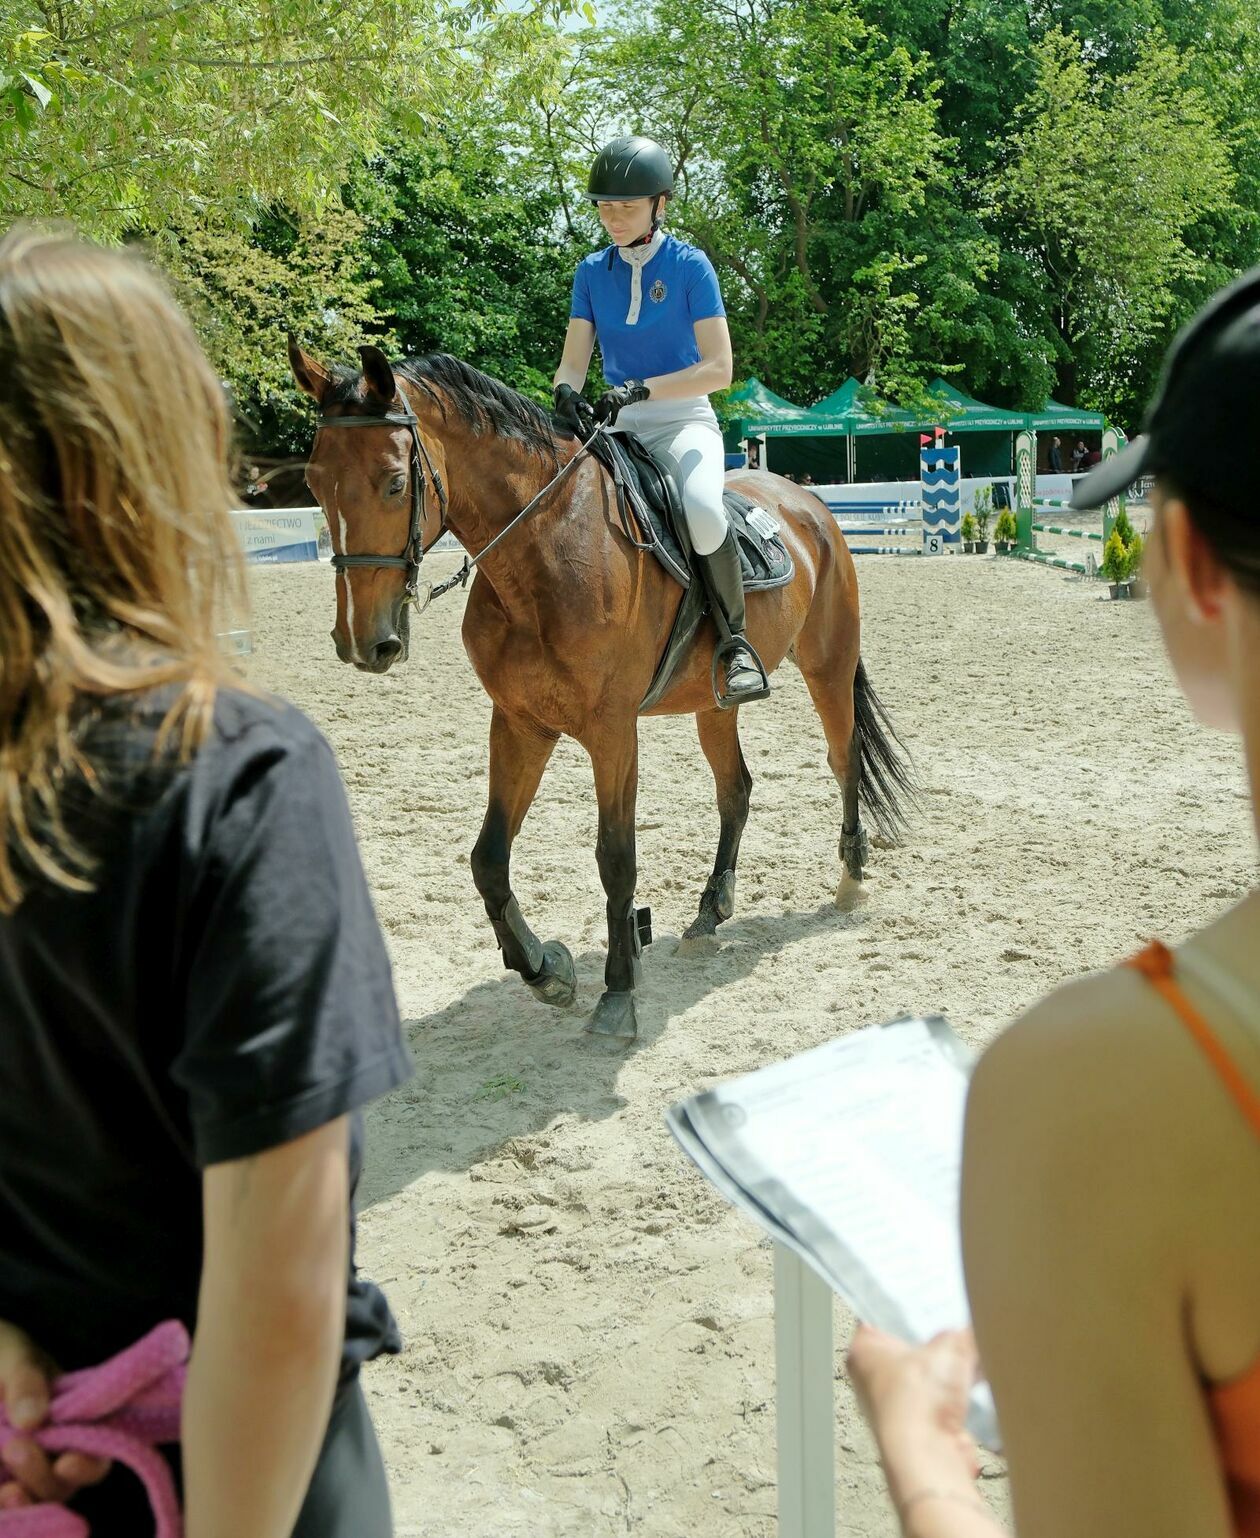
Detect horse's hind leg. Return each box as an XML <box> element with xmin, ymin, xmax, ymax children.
<box><xmin>797</xmin><ymin>662</ymin><xmax>870</xmax><ymax>911</ymax></box>
<box><xmin>471</xmin><ymin>705</ymin><xmax>577</xmax><ymax>1007</ymax></box>
<box><xmin>679</xmin><ymin>708</ymin><xmax>752</xmax><ymax>955</ymax></box>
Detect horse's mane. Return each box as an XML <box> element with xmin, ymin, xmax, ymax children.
<box><xmin>327</xmin><ymin>353</ymin><xmax>563</xmax><ymax>460</ymax></box>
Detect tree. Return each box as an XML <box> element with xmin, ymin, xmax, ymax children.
<box><xmin>0</xmin><ymin>0</ymin><xmax>576</xmax><ymax>238</ymax></box>
<box><xmin>153</xmin><ymin>203</ymin><xmax>390</xmax><ymax>456</ymax></box>
<box><xmin>552</xmin><ymin>0</ymin><xmax>1001</xmax><ymax>407</ymax></box>
<box><xmin>993</xmin><ymin>28</ymin><xmax>1234</xmax><ymax>416</ymax></box>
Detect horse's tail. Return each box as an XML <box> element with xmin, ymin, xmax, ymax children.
<box><xmin>853</xmin><ymin>657</ymin><xmax>917</xmax><ymax>844</ymax></box>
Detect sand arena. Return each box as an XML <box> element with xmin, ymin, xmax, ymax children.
<box><xmin>244</xmin><ymin>548</ymin><xmax>1254</xmax><ymax>1537</ymax></box>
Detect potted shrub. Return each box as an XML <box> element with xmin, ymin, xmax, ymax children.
<box><xmin>960</xmin><ymin>510</ymin><xmax>977</xmax><ymax>554</ymax></box>
<box><xmin>1112</xmin><ymin>505</ymin><xmax>1136</xmax><ymax>548</ymax></box>
<box><xmin>972</xmin><ymin>488</ymin><xmax>992</xmax><ymax>554</ymax></box>
<box><xmin>1126</xmin><ymin>530</ymin><xmax>1147</xmax><ymax>598</ymax></box>
<box><xmin>994</xmin><ymin>508</ymin><xmax>1018</xmax><ymax>554</ymax></box>
<box><xmin>1102</xmin><ymin>529</ymin><xmax>1129</xmax><ymax>598</ymax></box>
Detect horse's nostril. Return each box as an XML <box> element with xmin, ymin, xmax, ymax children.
<box><xmin>373</xmin><ymin>636</ymin><xmax>404</xmax><ymax>666</ymax></box>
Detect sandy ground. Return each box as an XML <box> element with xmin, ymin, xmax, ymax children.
<box><xmin>244</xmin><ymin>550</ymin><xmax>1253</xmax><ymax>1538</ymax></box>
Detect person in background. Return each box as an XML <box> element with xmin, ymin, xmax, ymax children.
<box><xmin>1047</xmin><ymin>435</ymin><xmax>1063</xmax><ymax>473</ymax></box>
<box><xmin>0</xmin><ymin>228</ymin><xmax>412</xmax><ymax>1536</ymax></box>
<box><xmin>847</xmin><ymin>266</ymin><xmax>1260</xmax><ymax>1537</ymax></box>
<box><xmin>1071</xmin><ymin>438</ymin><xmax>1087</xmax><ymax>474</ymax></box>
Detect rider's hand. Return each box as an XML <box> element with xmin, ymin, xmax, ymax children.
<box><xmin>0</xmin><ymin>1321</ymin><xmax>111</xmax><ymax>1510</ymax></box>
<box><xmin>593</xmin><ymin>379</ymin><xmax>650</xmax><ymax>426</ymax></box>
<box><xmin>552</xmin><ymin>383</ymin><xmax>594</xmax><ymax>438</ymax></box>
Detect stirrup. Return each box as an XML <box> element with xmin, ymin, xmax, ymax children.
<box><xmin>712</xmin><ymin>636</ymin><xmax>770</xmax><ymax>710</ymax></box>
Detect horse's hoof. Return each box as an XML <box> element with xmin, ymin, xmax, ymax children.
<box><xmin>835</xmin><ymin>871</ymin><xmax>871</xmax><ymax>912</ymax></box>
<box><xmin>676</xmin><ymin>932</ymin><xmax>720</xmax><ymax>958</ymax></box>
<box><xmin>585</xmin><ymin>990</ymin><xmax>639</xmax><ymax>1040</ymax></box>
<box><xmin>526</xmin><ymin>940</ymin><xmax>577</xmax><ymax>1009</ymax></box>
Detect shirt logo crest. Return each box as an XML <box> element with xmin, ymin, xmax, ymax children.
<box><xmin>649</xmin><ymin>279</ymin><xmax>667</xmax><ymax>303</ymax></box>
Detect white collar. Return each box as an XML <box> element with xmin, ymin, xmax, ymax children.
<box><xmin>616</xmin><ymin>228</ymin><xmax>666</xmax><ymax>269</ymax></box>
<box><xmin>617</xmin><ymin>230</ymin><xmax>666</xmax><ymax>326</ymax></box>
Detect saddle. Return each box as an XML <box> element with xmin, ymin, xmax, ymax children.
<box><xmin>587</xmin><ymin>431</ymin><xmax>794</xmax><ymax>711</ymax></box>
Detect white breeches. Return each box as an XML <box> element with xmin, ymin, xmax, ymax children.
<box><xmin>613</xmin><ymin>397</ymin><xmax>729</xmax><ymax>556</ymax></box>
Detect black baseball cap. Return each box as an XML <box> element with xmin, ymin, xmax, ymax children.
<box><xmin>1072</xmin><ymin>265</ymin><xmax>1260</xmax><ymax>511</ymax></box>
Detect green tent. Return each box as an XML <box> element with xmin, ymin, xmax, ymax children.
<box><xmin>724</xmin><ymin>377</ymin><xmax>815</xmax><ymax>445</ymax></box>
<box><xmin>1026</xmin><ymin>398</ymin><xmax>1106</xmax><ymax>432</ymax></box>
<box><xmin>742</xmin><ymin>377</ymin><xmax>1024</xmax><ymax>480</ymax></box>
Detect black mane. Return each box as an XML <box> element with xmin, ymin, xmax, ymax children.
<box><xmin>327</xmin><ymin>353</ymin><xmax>562</xmax><ymax>459</ymax></box>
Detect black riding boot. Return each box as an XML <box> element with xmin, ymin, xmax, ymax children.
<box><xmin>700</xmin><ymin>529</ymin><xmax>771</xmax><ymax>706</ymax></box>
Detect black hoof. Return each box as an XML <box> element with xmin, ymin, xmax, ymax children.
<box><xmin>585</xmin><ymin>990</ymin><xmax>639</xmax><ymax>1040</ymax></box>
<box><xmin>526</xmin><ymin>940</ymin><xmax>577</xmax><ymax>1009</ymax></box>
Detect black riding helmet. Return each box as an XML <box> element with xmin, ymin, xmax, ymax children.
<box><xmin>587</xmin><ymin>136</ymin><xmax>673</xmax><ymax>249</ymax></box>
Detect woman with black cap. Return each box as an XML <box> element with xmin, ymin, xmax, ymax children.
<box><xmin>552</xmin><ymin>134</ymin><xmax>768</xmax><ymax>704</ymax></box>
<box><xmin>846</xmin><ymin>267</ymin><xmax>1260</xmax><ymax>1536</ymax></box>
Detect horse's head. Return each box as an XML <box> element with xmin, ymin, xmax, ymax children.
<box><xmin>289</xmin><ymin>337</ymin><xmax>438</xmax><ymax>673</ymax></box>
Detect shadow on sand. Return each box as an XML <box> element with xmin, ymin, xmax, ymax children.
<box><xmin>358</xmin><ymin>897</ymin><xmax>862</xmax><ymax>1209</ymax></box>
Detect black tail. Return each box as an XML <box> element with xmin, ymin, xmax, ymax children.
<box><xmin>853</xmin><ymin>657</ymin><xmax>917</xmax><ymax>844</ymax></box>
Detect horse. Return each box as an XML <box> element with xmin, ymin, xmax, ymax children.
<box><xmin>288</xmin><ymin>340</ymin><xmax>915</xmax><ymax>1040</ymax></box>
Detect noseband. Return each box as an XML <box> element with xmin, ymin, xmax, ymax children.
<box><xmin>314</xmin><ymin>407</ymin><xmax>448</xmax><ymax>600</ymax></box>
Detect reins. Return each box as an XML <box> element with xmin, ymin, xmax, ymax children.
<box><xmin>315</xmin><ymin>404</ymin><xmax>609</xmax><ymax>609</ymax></box>
<box><xmin>425</xmin><ymin>424</ymin><xmax>610</xmax><ymax>605</ymax></box>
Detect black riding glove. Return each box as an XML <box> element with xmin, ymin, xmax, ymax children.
<box><xmin>593</xmin><ymin>379</ymin><xmax>650</xmax><ymax>425</ymax></box>
<box><xmin>553</xmin><ymin>383</ymin><xmax>595</xmax><ymax>437</ymax></box>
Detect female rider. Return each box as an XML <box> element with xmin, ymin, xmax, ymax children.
<box><xmin>552</xmin><ymin>134</ymin><xmax>767</xmax><ymax>705</ymax></box>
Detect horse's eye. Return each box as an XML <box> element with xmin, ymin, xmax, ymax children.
<box><xmin>388</xmin><ymin>475</ymin><xmax>406</xmax><ymax>496</ymax></box>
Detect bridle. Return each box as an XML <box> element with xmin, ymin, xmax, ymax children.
<box><xmin>313</xmin><ymin>399</ymin><xmax>617</xmax><ymax>610</ymax></box>
<box><xmin>314</xmin><ymin>405</ymin><xmax>448</xmax><ymax>601</ymax></box>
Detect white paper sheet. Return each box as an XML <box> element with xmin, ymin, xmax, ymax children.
<box><xmin>667</xmin><ymin>1016</ymin><xmax>1000</xmax><ymax>1447</ymax></box>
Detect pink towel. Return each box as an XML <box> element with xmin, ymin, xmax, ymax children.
<box><xmin>0</xmin><ymin>1320</ymin><xmax>188</xmax><ymax>1538</ymax></box>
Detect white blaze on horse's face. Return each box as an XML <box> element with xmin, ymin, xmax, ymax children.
<box><xmin>305</xmin><ymin>429</ymin><xmax>413</xmax><ymax>672</ymax></box>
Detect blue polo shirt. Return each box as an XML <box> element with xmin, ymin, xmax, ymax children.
<box><xmin>570</xmin><ymin>235</ymin><xmax>726</xmax><ymax>386</ymax></box>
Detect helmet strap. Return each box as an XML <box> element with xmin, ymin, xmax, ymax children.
<box><xmin>620</xmin><ymin>197</ymin><xmax>665</xmax><ymax>250</ymax></box>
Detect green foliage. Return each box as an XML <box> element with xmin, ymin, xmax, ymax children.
<box><xmin>475</xmin><ymin>1074</ymin><xmax>525</xmax><ymax>1102</ymax></box>
<box><xmin>995</xmin><ymin>508</ymin><xmax>1019</xmax><ymax>543</ymax></box>
<box><xmin>960</xmin><ymin>510</ymin><xmax>978</xmax><ymax>542</ymax></box>
<box><xmin>350</xmin><ymin>121</ymin><xmax>584</xmax><ymax>405</ymax></box>
<box><xmin>972</xmin><ymin>485</ymin><xmax>993</xmax><ymax>539</ymax></box>
<box><xmin>991</xmin><ymin>28</ymin><xmax>1235</xmax><ymax>417</ymax></box>
<box><xmin>1112</xmin><ymin>505</ymin><xmax>1136</xmax><ymax>546</ymax></box>
<box><xmin>156</xmin><ymin>205</ymin><xmax>390</xmax><ymax>455</ymax></box>
<box><xmin>1102</xmin><ymin>528</ymin><xmax>1129</xmax><ymax>583</ymax></box>
<box><xmin>1124</xmin><ymin>529</ymin><xmax>1145</xmax><ymax>580</ymax></box>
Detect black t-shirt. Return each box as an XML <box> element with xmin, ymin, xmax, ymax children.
<box><xmin>0</xmin><ymin>688</ymin><xmax>412</xmax><ymax>1381</ymax></box>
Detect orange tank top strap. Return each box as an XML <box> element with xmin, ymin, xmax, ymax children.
<box><xmin>1127</xmin><ymin>940</ymin><xmax>1260</xmax><ymax>1141</ymax></box>
<box><xmin>1129</xmin><ymin>939</ymin><xmax>1260</xmax><ymax>1537</ymax></box>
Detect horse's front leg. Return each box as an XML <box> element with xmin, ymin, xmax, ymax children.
<box><xmin>585</xmin><ymin>720</ymin><xmax>644</xmax><ymax>1041</ymax></box>
<box><xmin>471</xmin><ymin>705</ymin><xmax>576</xmax><ymax>1008</ymax></box>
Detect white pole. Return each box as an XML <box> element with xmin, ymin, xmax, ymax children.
<box><xmin>774</xmin><ymin>1244</ymin><xmax>836</xmax><ymax>1538</ymax></box>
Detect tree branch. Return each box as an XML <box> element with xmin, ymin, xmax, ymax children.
<box><xmin>62</xmin><ymin>0</ymin><xmax>211</xmax><ymax>46</ymax></box>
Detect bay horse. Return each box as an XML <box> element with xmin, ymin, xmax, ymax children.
<box><xmin>288</xmin><ymin>341</ymin><xmax>914</xmax><ymax>1040</ymax></box>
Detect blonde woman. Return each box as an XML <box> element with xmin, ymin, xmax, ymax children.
<box><xmin>848</xmin><ymin>269</ymin><xmax>1260</xmax><ymax>1535</ymax></box>
<box><xmin>0</xmin><ymin>230</ymin><xmax>410</xmax><ymax>1536</ymax></box>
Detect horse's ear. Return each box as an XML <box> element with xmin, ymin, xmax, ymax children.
<box><xmin>288</xmin><ymin>335</ymin><xmax>333</xmax><ymax>404</ymax></box>
<box><xmin>359</xmin><ymin>345</ymin><xmax>397</xmax><ymax>404</ymax></box>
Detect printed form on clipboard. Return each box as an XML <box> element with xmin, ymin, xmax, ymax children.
<box><xmin>665</xmin><ymin>1014</ymin><xmax>1001</xmax><ymax>1450</ymax></box>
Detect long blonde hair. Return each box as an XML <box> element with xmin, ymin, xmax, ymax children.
<box><xmin>0</xmin><ymin>228</ymin><xmax>248</xmax><ymax>912</ymax></box>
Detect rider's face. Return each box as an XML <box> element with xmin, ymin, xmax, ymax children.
<box><xmin>596</xmin><ymin>197</ymin><xmax>659</xmax><ymax>245</ymax></box>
